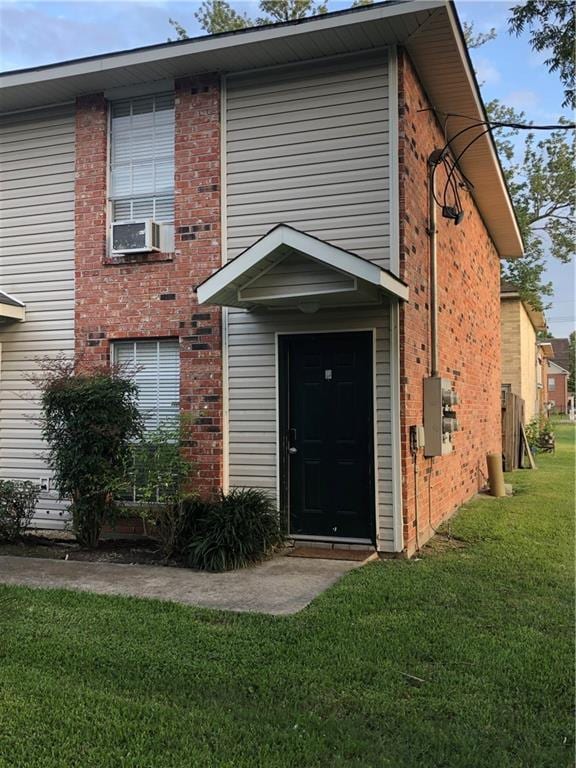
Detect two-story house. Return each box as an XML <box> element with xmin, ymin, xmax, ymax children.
<box><xmin>500</xmin><ymin>281</ymin><xmax>548</xmax><ymax>422</ymax></box>
<box><xmin>0</xmin><ymin>1</ymin><xmax>523</xmax><ymax>556</ymax></box>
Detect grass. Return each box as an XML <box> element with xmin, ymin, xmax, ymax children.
<box><xmin>0</xmin><ymin>425</ymin><xmax>574</xmax><ymax>768</ymax></box>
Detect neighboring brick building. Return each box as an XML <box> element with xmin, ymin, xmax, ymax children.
<box><xmin>0</xmin><ymin>1</ymin><xmax>524</xmax><ymax>552</ymax></box>
<box><xmin>547</xmin><ymin>361</ymin><xmax>570</xmax><ymax>414</ymax></box>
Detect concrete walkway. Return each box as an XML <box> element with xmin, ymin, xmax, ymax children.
<box><xmin>0</xmin><ymin>553</ymin><xmax>362</xmax><ymax>615</ymax></box>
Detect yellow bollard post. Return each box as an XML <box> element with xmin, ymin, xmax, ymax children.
<box><xmin>486</xmin><ymin>453</ymin><xmax>506</xmax><ymax>498</ymax></box>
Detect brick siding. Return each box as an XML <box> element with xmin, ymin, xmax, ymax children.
<box><xmin>74</xmin><ymin>77</ymin><xmax>223</xmax><ymax>496</ymax></box>
<box><xmin>397</xmin><ymin>50</ymin><xmax>502</xmax><ymax>555</ymax></box>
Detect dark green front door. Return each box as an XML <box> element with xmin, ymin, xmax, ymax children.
<box><xmin>280</xmin><ymin>332</ymin><xmax>375</xmax><ymax>541</ymax></box>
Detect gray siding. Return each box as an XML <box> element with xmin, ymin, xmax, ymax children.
<box><xmin>225</xmin><ymin>54</ymin><xmax>395</xmax><ymax>550</ymax></box>
<box><xmin>238</xmin><ymin>252</ymin><xmax>356</xmax><ymax>301</ymax></box>
<box><xmin>226</xmin><ymin>51</ymin><xmax>390</xmax><ymax>268</ymax></box>
<box><xmin>227</xmin><ymin>305</ymin><xmax>395</xmax><ymax>550</ymax></box>
<box><xmin>226</xmin><ymin>51</ymin><xmax>394</xmax><ymax>551</ymax></box>
<box><xmin>0</xmin><ymin>104</ymin><xmax>75</xmax><ymax>528</ymax></box>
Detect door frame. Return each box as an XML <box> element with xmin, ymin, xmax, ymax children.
<box><xmin>276</xmin><ymin>329</ymin><xmax>377</xmax><ymax>544</ymax></box>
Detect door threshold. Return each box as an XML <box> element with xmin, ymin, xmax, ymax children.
<box><xmin>290</xmin><ymin>534</ymin><xmax>374</xmax><ymax>546</ymax></box>
<box><xmin>286</xmin><ymin>546</ymin><xmax>377</xmax><ymax>562</ymax></box>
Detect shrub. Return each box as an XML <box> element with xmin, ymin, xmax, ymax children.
<box><xmin>0</xmin><ymin>480</ymin><xmax>39</xmax><ymax>542</ymax></box>
<box><xmin>526</xmin><ymin>414</ymin><xmax>555</xmax><ymax>451</ymax></box>
<box><xmin>184</xmin><ymin>488</ymin><xmax>283</xmax><ymax>572</ymax></box>
<box><xmin>127</xmin><ymin>419</ymin><xmax>195</xmax><ymax>559</ymax></box>
<box><xmin>39</xmin><ymin>358</ymin><xmax>143</xmax><ymax>548</ymax></box>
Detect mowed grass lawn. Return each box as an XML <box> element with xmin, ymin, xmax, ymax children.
<box><xmin>0</xmin><ymin>425</ymin><xmax>574</xmax><ymax>768</ymax></box>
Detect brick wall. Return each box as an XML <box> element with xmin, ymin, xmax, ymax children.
<box><xmin>74</xmin><ymin>77</ymin><xmax>223</xmax><ymax>496</ymax></box>
<box><xmin>397</xmin><ymin>50</ymin><xmax>502</xmax><ymax>555</ymax></box>
<box><xmin>548</xmin><ymin>372</ymin><xmax>568</xmax><ymax>413</ymax></box>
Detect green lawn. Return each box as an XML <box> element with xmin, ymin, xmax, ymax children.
<box><xmin>0</xmin><ymin>425</ymin><xmax>574</xmax><ymax>768</ymax></box>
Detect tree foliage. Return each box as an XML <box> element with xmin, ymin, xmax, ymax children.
<box><xmin>568</xmin><ymin>331</ymin><xmax>576</xmax><ymax>394</ymax></box>
<box><xmin>38</xmin><ymin>359</ymin><xmax>143</xmax><ymax>548</ymax></box>
<box><xmin>461</xmin><ymin>21</ymin><xmax>497</xmax><ymax>50</ymax></box>
<box><xmin>461</xmin><ymin>21</ymin><xmax>575</xmax><ymax>311</ymax></box>
<box><xmin>486</xmin><ymin>99</ymin><xmax>575</xmax><ymax>309</ymax></box>
<box><xmin>509</xmin><ymin>0</ymin><xmax>575</xmax><ymax>109</ymax></box>
<box><xmin>170</xmin><ymin>0</ymin><xmax>328</xmax><ymax>38</ymax></box>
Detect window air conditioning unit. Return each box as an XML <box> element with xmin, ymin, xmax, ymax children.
<box><xmin>111</xmin><ymin>220</ymin><xmax>161</xmax><ymax>254</ymax></box>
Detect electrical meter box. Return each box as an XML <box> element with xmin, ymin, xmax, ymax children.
<box><xmin>423</xmin><ymin>377</ymin><xmax>459</xmax><ymax>457</ymax></box>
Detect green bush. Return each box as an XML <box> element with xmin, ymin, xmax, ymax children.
<box><xmin>184</xmin><ymin>488</ymin><xmax>283</xmax><ymax>572</ymax></box>
<box><xmin>127</xmin><ymin>419</ymin><xmax>195</xmax><ymax>559</ymax></box>
<box><xmin>0</xmin><ymin>480</ymin><xmax>39</xmax><ymax>542</ymax></box>
<box><xmin>39</xmin><ymin>359</ymin><xmax>143</xmax><ymax>548</ymax></box>
<box><xmin>525</xmin><ymin>414</ymin><xmax>555</xmax><ymax>451</ymax></box>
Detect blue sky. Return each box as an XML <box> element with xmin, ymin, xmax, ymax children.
<box><xmin>0</xmin><ymin>0</ymin><xmax>573</xmax><ymax>336</ymax></box>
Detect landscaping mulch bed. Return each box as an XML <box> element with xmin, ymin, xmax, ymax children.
<box><xmin>0</xmin><ymin>532</ymin><xmax>178</xmax><ymax>567</ymax></box>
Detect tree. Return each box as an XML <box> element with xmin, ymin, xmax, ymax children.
<box><xmin>568</xmin><ymin>331</ymin><xmax>576</xmax><ymax>394</ymax></box>
<box><xmin>486</xmin><ymin>100</ymin><xmax>575</xmax><ymax>309</ymax></box>
<box><xmin>462</xmin><ymin>22</ymin><xmax>574</xmax><ymax>310</ymax></box>
<box><xmin>509</xmin><ymin>1</ymin><xmax>575</xmax><ymax>110</ymax></box>
<box><xmin>170</xmin><ymin>0</ymin><xmax>328</xmax><ymax>38</ymax></box>
<box><xmin>462</xmin><ymin>21</ymin><xmax>496</xmax><ymax>50</ymax></box>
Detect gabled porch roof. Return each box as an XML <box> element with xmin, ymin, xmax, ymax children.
<box><xmin>0</xmin><ymin>291</ymin><xmax>25</xmax><ymax>323</ymax></box>
<box><xmin>196</xmin><ymin>224</ymin><xmax>409</xmax><ymax>310</ymax></box>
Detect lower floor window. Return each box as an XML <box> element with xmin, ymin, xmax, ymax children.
<box><xmin>113</xmin><ymin>339</ymin><xmax>181</xmax><ymax>503</ymax></box>
<box><xmin>113</xmin><ymin>339</ymin><xmax>180</xmax><ymax>431</ymax></box>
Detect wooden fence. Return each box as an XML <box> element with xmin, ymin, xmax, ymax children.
<box><xmin>501</xmin><ymin>390</ymin><xmax>525</xmax><ymax>471</ymax></box>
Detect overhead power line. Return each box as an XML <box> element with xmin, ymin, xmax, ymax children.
<box><xmin>422</xmin><ymin>109</ymin><xmax>575</xmax><ymax>225</ymax></box>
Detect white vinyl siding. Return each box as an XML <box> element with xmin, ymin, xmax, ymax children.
<box><xmin>224</xmin><ymin>53</ymin><xmax>395</xmax><ymax>551</ymax></box>
<box><xmin>110</xmin><ymin>93</ymin><xmax>175</xmax><ymax>222</ymax></box>
<box><xmin>0</xmin><ymin>103</ymin><xmax>75</xmax><ymax>528</ymax></box>
<box><xmin>226</xmin><ymin>51</ymin><xmax>390</xmax><ymax>268</ymax></box>
<box><xmin>226</xmin><ymin>305</ymin><xmax>395</xmax><ymax>552</ymax></box>
<box><xmin>113</xmin><ymin>340</ymin><xmax>180</xmax><ymax>431</ymax></box>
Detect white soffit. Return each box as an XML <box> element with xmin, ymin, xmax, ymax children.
<box><xmin>196</xmin><ymin>224</ymin><xmax>410</xmax><ymax>308</ymax></box>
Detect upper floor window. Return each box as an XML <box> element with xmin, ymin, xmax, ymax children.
<box><xmin>109</xmin><ymin>93</ymin><xmax>175</xmax><ymax>224</ymax></box>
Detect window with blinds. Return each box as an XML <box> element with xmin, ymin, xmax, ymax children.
<box><xmin>110</xmin><ymin>93</ymin><xmax>175</xmax><ymax>223</ymax></box>
<box><xmin>113</xmin><ymin>339</ymin><xmax>180</xmax><ymax>431</ymax></box>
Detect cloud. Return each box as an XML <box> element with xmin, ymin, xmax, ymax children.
<box><xmin>0</xmin><ymin>2</ymin><xmax>201</xmax><ymax>72</ymax></box>
<box><xmin>474</xmin><ymin>57</ymin><xmax>501</xmax><ymax>85</ymax></box>
<box><xmin>505</xmin><ymin>89</ymin><xmax>539</xmax><ymax>112</ymax></box>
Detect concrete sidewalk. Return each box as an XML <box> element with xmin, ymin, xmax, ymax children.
<box><xmin>0</xmin><ymin>553</ymin><xmax>362</xmax><ymax>615</ymax></box>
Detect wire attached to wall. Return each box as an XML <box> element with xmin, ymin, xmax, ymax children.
<box><xmin>422</xmin><ymin>109</ymin><xmax>576</xmax><ymax>225</ymax></box>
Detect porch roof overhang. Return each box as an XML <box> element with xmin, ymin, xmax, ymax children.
<box><xmin>196</xmin><ymin>224</ymin><xmax>409</xmax><ymax>310</ymax></box>
<box><xmin>0</xmin><ymin>291</ymin><xmax>25</xmax><ymax>323</ymax></box>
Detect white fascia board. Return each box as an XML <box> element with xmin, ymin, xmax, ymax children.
<box><xmin>197</xmin><ymin>225</ymin><xmax>409</xmax><ymax>305</ymax></box>
<box><xmin>443</xmin><ymin>2</ymin><xmax>524</xmax><ymax>257</ymax></box>
<box><xmin>197</xmin><ymin>228</ymin><xmax>284</xmax><ymax>304</ymax></box>
<box><xmin>0</xmin><ymin>1</ymin><xmax>444</xmax><ymax>90</ymax></box>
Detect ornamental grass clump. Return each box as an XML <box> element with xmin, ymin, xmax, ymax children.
<box><xmin>39</xmin><ymin>358</ymin><xmax>143</xmax><ymax>548</ymax></box>
<box><xmin>184</xmin><ymin>488</ymin><xmax>283</xmax><ymax>572</ymax></box>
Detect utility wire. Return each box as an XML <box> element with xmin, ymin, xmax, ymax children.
<box><xmin>424</xmin><ymin>108</ymin><xmax>575</xmax><ymax>220</ymax></box>
<box><xmin>418</xmin><ymin>108</ymin><xmax>576</xmax><ymax>131</ymax></box>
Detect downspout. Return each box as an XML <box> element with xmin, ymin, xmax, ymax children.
<box><xmin>428</xmin><ymin>151</ymin><xmax>441</xmax><ymax>378</ymax></box>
